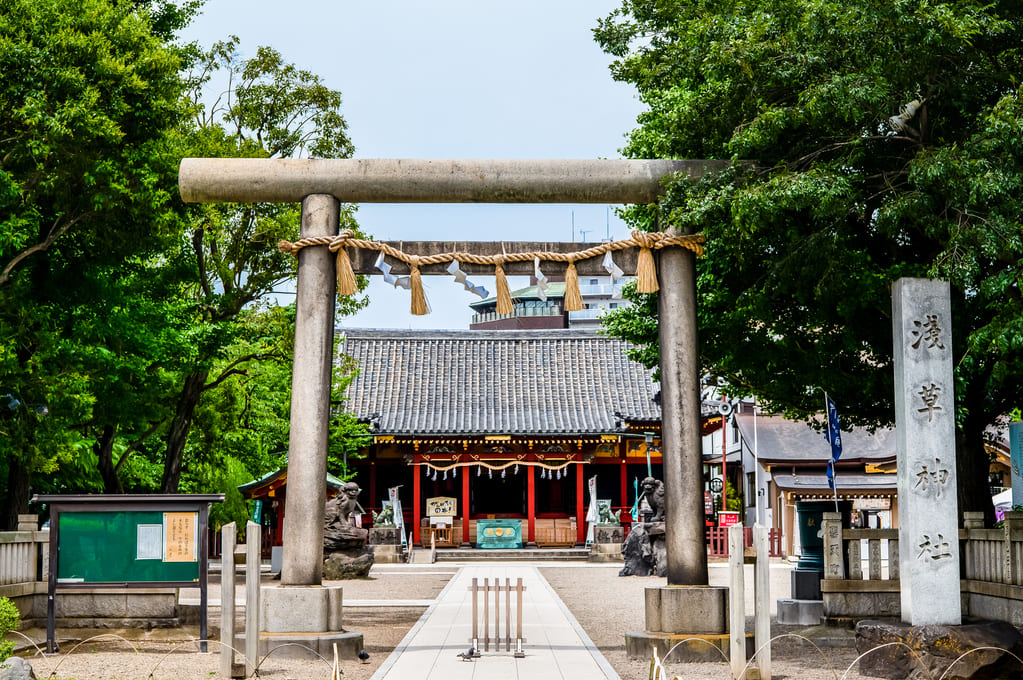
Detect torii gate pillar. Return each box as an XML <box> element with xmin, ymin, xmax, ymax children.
<box><xmin>281</xmin><ymin>194</ymin><xmax>338</xmax><ymax>586</ymax></box>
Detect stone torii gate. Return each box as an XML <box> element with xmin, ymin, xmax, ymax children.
<box><xmin>179</xmin><ymin>158</ymin><xmax>731</xmax><ymax>649</ymax></box>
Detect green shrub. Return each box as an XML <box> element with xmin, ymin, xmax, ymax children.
<box><xmin>0</xmin><ymin>596</ymin><xmax>19</xmax><ymax>661</ymax></box>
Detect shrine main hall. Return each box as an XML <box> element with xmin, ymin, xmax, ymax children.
<box><xmin>339</xmin><ymin>329</ymin><xmax>681</xmax><ymax>547</ymax></box>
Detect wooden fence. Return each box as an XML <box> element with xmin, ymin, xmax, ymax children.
<box><xmin>707</xmin><ymin>526</ymin><xmax>783</xmax><ymax>558</ymax></box>
<box><xmin>821</xmin><ymin>511</ymin><xmax>1023</xmax><ymax>626</ymax></box>
<box><xmin>0</xmin><ymin>529</ymin><xmax>45</xmax><ymax>587</ymax></box>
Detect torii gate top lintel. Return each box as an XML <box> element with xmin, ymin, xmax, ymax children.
<box><xmin>178</xmin><ymin>158</ymin><xmax>731</xmax><ymax>204</ymax></box>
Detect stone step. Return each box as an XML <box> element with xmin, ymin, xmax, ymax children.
<box><xmin>434</xmin><ymin>548</ymin><xmax>590</xmax><ymax>561</ymax></box>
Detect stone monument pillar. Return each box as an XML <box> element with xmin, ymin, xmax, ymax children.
<box><xmin>892</xmin><ymin>277</ymin><xmax>961</xmax><ymax>626</ymax></box>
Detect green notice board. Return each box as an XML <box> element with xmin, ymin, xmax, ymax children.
<box><xmin>57</xmin><ymin>510</ymin><xmax>200</xmax><ymax>583</ymax></box>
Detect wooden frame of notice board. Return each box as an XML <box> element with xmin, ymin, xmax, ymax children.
<box><xmin>31</xmin><ymin>494</ymin><xmax>224</xmax><ymax>654</ymax></box>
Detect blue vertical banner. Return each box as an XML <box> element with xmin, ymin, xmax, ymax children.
<box><xmin>825</xmin><ymin>396</ymin><xmax>843</xmax><ymax>490</ymax></box>
<box><xmin>1011</xmin><ymin>422</ymin><xmax>1023</xmax><ymax>510</ymax></box>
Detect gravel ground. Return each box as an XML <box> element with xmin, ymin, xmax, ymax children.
<box><xmin>18</xmin><ymin>563</ymin><xmax>871</xmax><ymax>680</ymax></box>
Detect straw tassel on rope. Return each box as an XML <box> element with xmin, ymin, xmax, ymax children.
<box><xmin>335</xmin><ymin>246</ymin><xmax>358</xmax><ymax>296</ymax></box>
<box><xmin>634</xmin><ymin>231</ymin><xmax>660</xmax><ymax>293</ymax></box>
<box><xmin>494</xmin><ymin>256</ymin><xmax>513</xmax><ymax>315</ymax></box>
<box><xmin>563</xmin><ymin>257</ymin><xmax>583</xmax><ymax>312</ymax></box>
<box><xmin>409</xmin><ymin>255</ymin><xmax>429</xmax><ymax>315</ymax></box>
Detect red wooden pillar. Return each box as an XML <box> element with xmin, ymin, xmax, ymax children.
<box><xmin>461</xmin><ymin>464</ymin><xmax>471</xmax><ymax>545</ymax></box>
<box><xmin>620</xmin><ymin>459</ymin><xmax>628</xmax><ymax>514</ymax></box>
<box><xmin>527</xmin><ymin>464</ymin><xmax>536</xmax><ymax>545</ymax></box>
<box><xmin>413</xmin><ymin>462</ymin><xmax>422</xmax><ymax>545</ymax></box>
<box><xmin>576</xmin><ymin>463</ymin><xmax>585</xmax><ymax>544</ymax></box>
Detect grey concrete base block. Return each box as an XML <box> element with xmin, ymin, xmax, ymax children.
<box><xmin>625</xmin><ymin>630</ymin><xmax>754</xmax><ymax>662</ymax></box>
<box><xmin>644</xmin><ymin>585</ymin><xmax>727</xmax><ymax>634</ymax></box>
<box><xmin>261</xmin><ymin>585</ymin><xmax>344</xmax><ymax>634</ymax></box>
<box><xmin>52</xmin><ymin>617</ymin><xmax>180</xmax><ymax>629</ymax></box>
<box><xmin>776</xmin><ymin>598</ymin><xmax>824</xmax><ymax>625</ymax></box>
<box><xmin>256</xmin><ymin>630</ymin><xmax>363</xmax><ymax>660</ymax></box>
<box><xmin>54</xmin><ymin>590</ymin><xmax>177</xmax><ymax>618</ymax></box>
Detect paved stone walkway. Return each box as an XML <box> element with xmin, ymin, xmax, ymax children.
<box><xmin>370</xmin><ymin>564</ymin><xmax>620</xmax><ymax>680</ymax></box>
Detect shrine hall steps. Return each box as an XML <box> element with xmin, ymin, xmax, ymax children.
<box><xmin>432</xmin><ymin>547</ymin><xmax>590</xmax><ymax>562</ymax></box>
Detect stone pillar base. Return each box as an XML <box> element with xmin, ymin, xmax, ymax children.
<box><xmin>241</xmin><ymin>630</ymin><xmax>364</xmax><ymax>660</ymax></box>
<box><xmin>625</xmin><ymin>630</ymin><xmax>755</xmax><ymax>663</ymax></box>
<box><xmin>776</xmin><ymin>598</ymin><xmax>824</xmax><ymax>625</ymax></box>
<box><xmin>258</xmin><ymin>585</ymin><xmax>362</xmax><ymax>659</ymax></box>
<box><xmin>644</xmin><ymin>585</ymin><xmax>728</xmax><ymax>634</ymax></box>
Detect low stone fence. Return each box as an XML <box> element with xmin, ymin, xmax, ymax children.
<box><xmin>0</xmin><ymin>519</ymin><xmax>49</xmax><ymax>624</ymax></box>
<box><xmin>821</xmin><ymin>511</ymin><xmax>1023</xmax><ymax>626</ymax></box>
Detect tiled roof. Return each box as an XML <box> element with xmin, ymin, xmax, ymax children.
<box><xmin>771</xmin><ymin>472</ymin><xmax>897</xmax><ymax>492</ymax></box>
<box><xmin>734</xmin><ymin>412</ymin><xmax>897</xmax><ymax>465</ymax></box>
<box><xmin>339</xmin><ymin>329</ymin><xmax>659</xmax><ymax>435</ymax></box>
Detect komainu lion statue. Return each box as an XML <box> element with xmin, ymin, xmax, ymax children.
<box><xmin>640</xmin><ymin>476</ymin><xmax>665</xmax><ymax>522</ymax></box>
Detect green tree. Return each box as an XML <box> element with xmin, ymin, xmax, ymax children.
<box><xmin>0</xmin><ymin>0</ymin><xmax>191</xmax><ymax>525</ymax></box>
<box><xmin>596</xmin><ymin>0</ymin><xmax>1023</xmax><ymax>522</ymax></box>
<box><xmin>0</xmin><ymin>596</ymin><xmax>19</xmax><ymax>661</ymax></box>
<box><xmin>157</xmin><ymin>38</ymin><xmax>368</xmax><ymax>493</ymax></box>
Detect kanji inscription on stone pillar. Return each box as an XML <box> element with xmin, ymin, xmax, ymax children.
<box><xmin>892</xmin><ymin>278</ymin><xmax>961</xmax><ymax>625</ymax></box>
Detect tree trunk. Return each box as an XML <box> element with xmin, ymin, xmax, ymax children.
<box><xmin>1</xmin><ymin>456</ymin><xmax>31</xmax><ymax>531</ymax></box>
<box><xmin>95</xmin><ymin>424</ymin><xmax>124</xmax><ymax>494</ymax></box>
<box><xmin>160</xmin><ymin>370</ymin><xmax>208</xmax><ymax>493</ymax></box>
<box><xmin>957</xmin><ymin>420</ymin><xmax>995</xmax><ymax>526</ymax></box>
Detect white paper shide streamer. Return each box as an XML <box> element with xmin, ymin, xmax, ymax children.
<box><xmin>375</xmin><ymin>252</ymin><xmax>430</xmax><ymax>312</ymax></box>
<box><xmin>602</xmin><ymin>251</ymin><xmax>625</xmax><ymax>300</ymax></box>
<box><xmin>446</xmin><ymin>260</ymin><xmax>489</xmax><ymax>299</ymax></box>
<box><xmin>534</xmin><ymin>257</ymin><xmax>548</xmax><ymax>302</ymax></box>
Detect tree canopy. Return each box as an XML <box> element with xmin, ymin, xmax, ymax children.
<box><xmin>596</xmin><ymin>0</ymin><xmax>1023</xmax><ymax>519</ymax></box>
<box><xmin>0</xmin><ymin>0</ymin><xmax>191</xmax><ymax>525</ymax></box>
<box><xmin>0</xmin><ymin>0</ymin><xmax>370</xmax><ymax>526</ymax></box>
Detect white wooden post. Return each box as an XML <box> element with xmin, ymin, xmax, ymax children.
<box><xmin>728</xmin><ymin>524</ymin><xmax>745</xmax><ymax>678</ymax></box>
<box><xmin>219</xmin><ymin>522</ymin><xmax>236</xmax><ymax>680</ymax></box>
<box><xmin>245</xmin><ymin>521</ymin><xmax>261</xmax><ymax>674</ymax></box>
<box><xmin>754</xmin><ymin>524</ymin><xmax>771</xmax><ymax>680</ymax></box>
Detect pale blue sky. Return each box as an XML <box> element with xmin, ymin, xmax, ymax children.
<box><xmin>180</xmin><ymin>1</ymin><xmax>644</xmax><ymax>328</ymax></box>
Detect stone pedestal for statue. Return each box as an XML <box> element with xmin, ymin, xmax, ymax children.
<box><xmin>589</xmin><ymin>524</ymin><xmax>624</xmax><ymax>563</ymax></box>
<box><xmin>855</xmin><ymin>620</ymin><xmax>1023</xmax><ymax>680</ymax></box>
<box><xmin>369</xmin><ymin>526</ymin><xmax>403</xmax><ymax>563</ymax></box>
<box><xmin>618</xmin><ymin>522</ymin><xmax>667</xmax><ymax>576</ymax></box>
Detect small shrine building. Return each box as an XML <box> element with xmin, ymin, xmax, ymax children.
<box><xmin>340</xmin><ymin>329</ymin><xmax>677</xmax><ymax>547</ymax></box>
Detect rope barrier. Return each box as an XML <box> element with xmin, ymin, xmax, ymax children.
<box><xmin>277</xmin><ymin>229</ymin><xmax>705</xmax><ymax>315</ymax></box>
